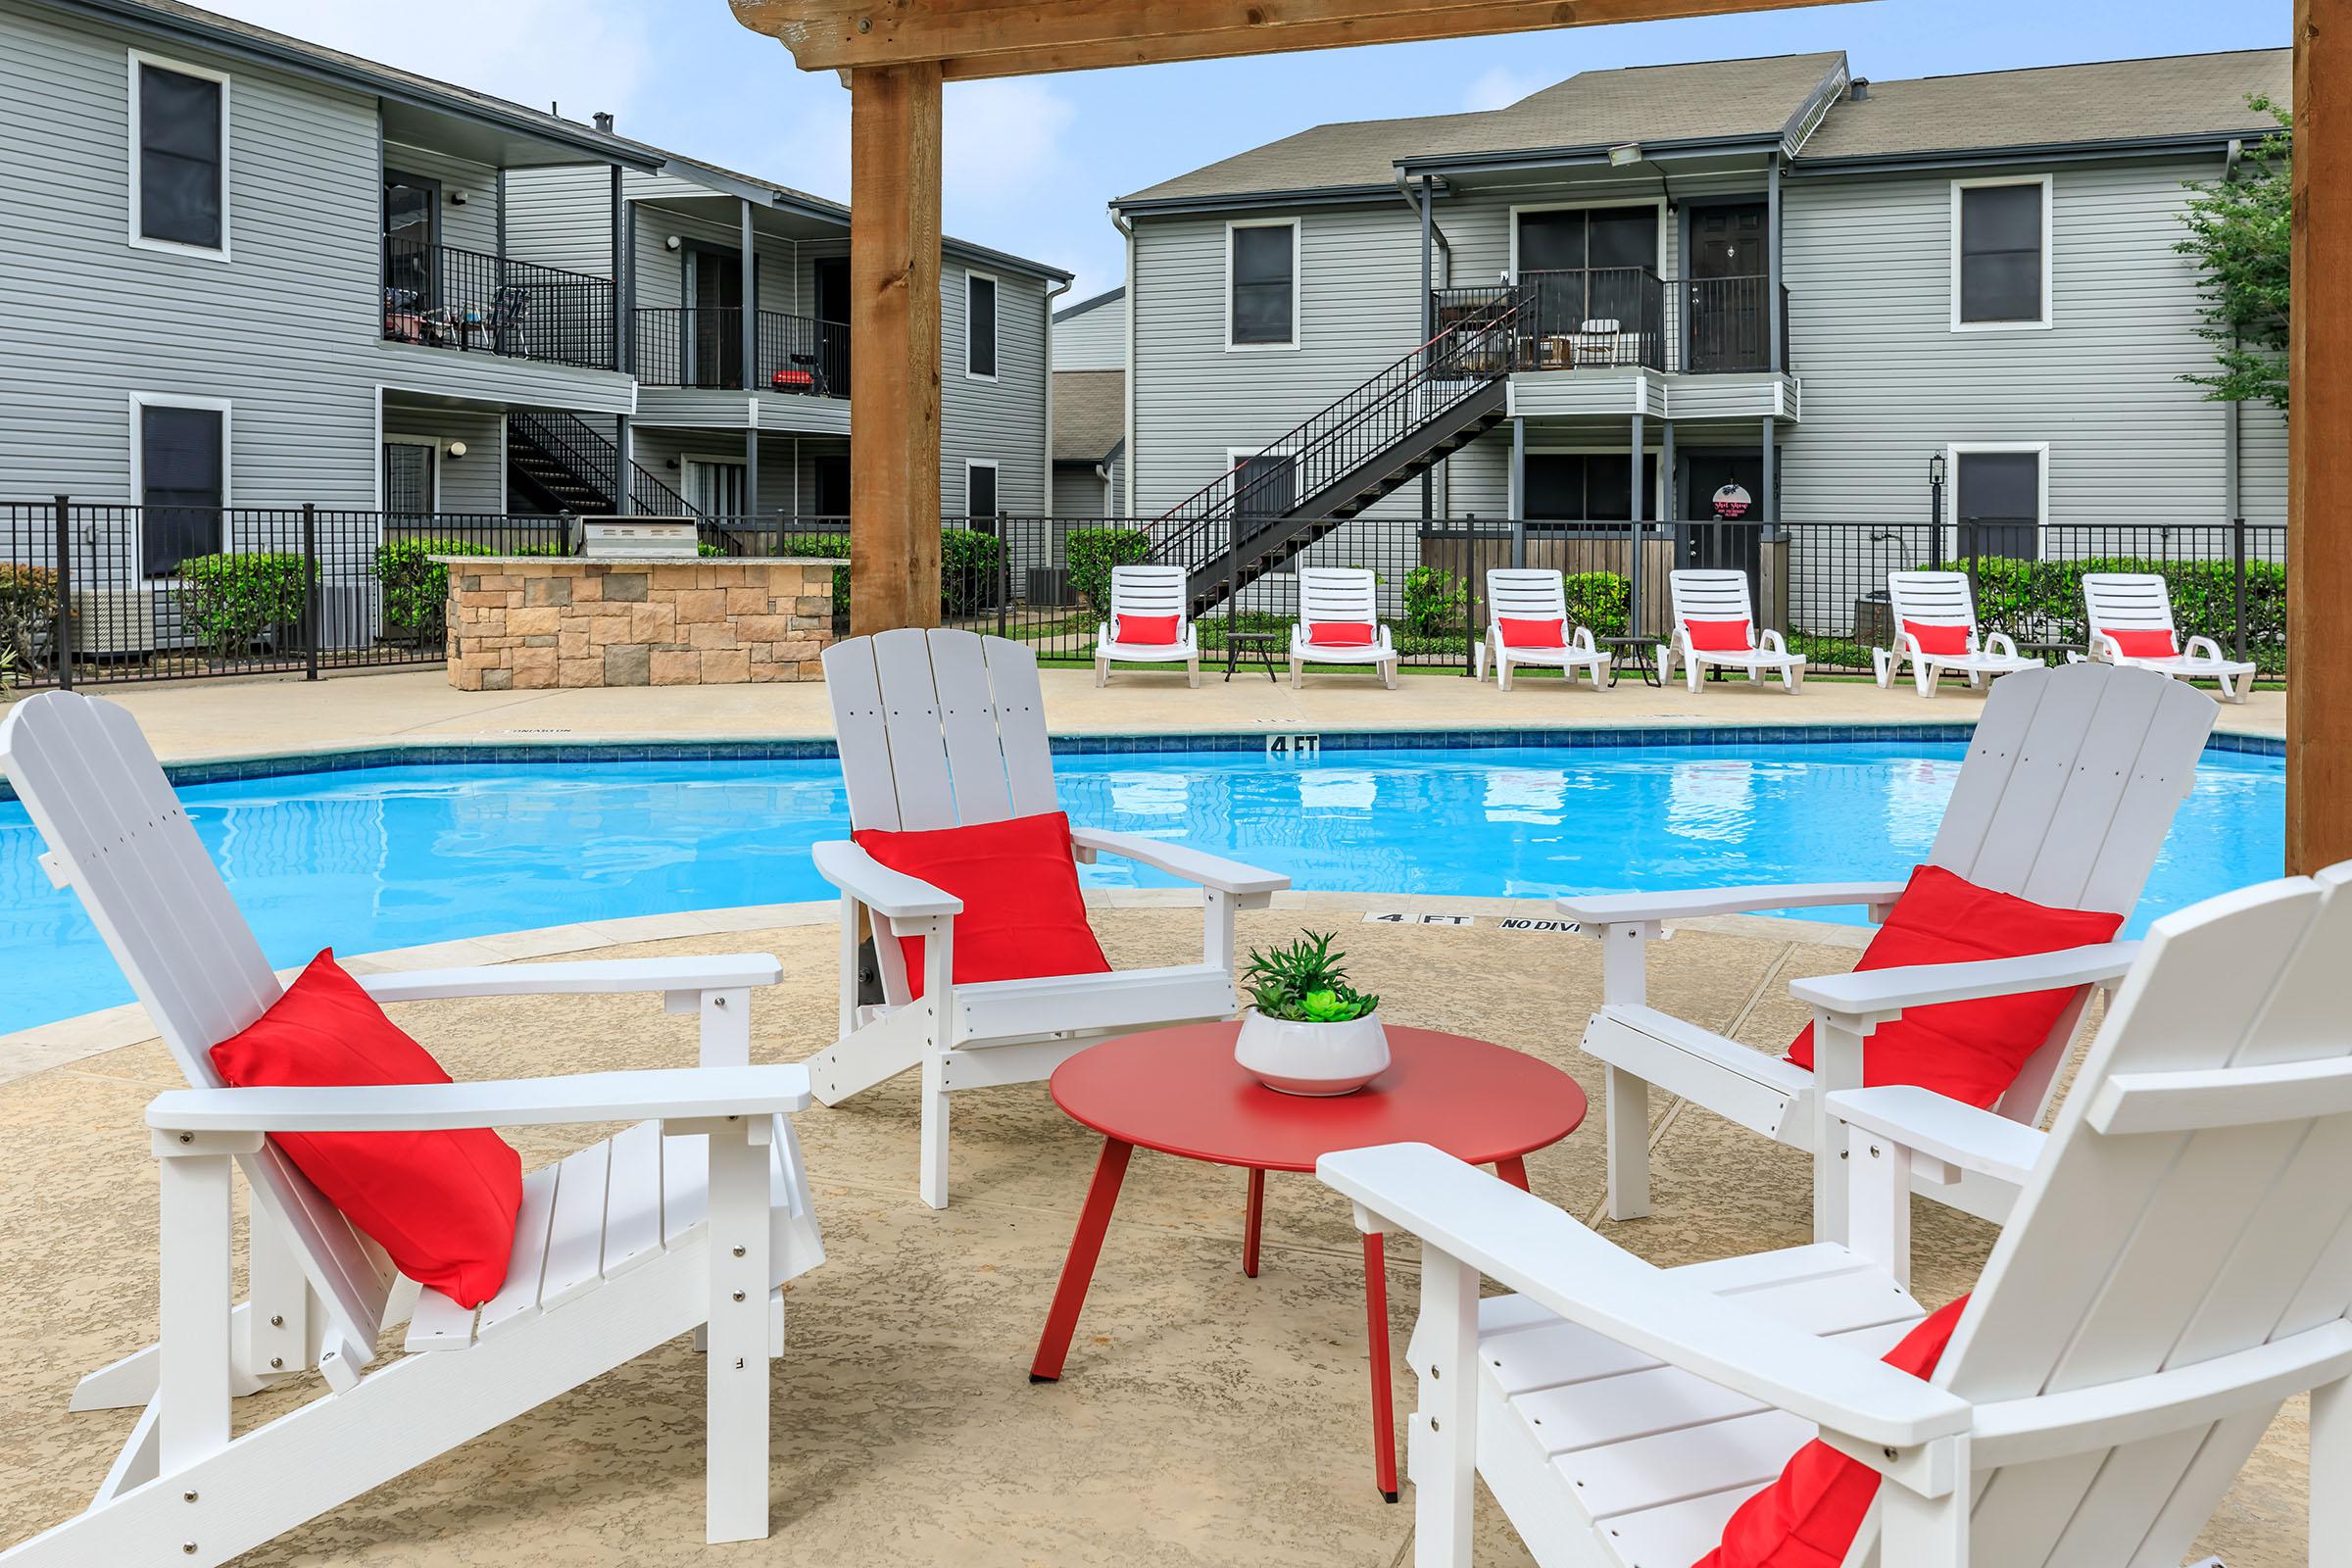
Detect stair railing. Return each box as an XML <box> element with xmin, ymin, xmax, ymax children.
<box><xmin>508</xmin><ymin>410</ymin><xmax>701</xmax><ymax>520</ymax></box>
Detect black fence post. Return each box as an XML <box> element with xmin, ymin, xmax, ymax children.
<box><xmin>302</xmin><ymin>503</ymin><xmax>320</xmax><ymax>681</ymax></box>
<box><xmin>2232</xmin><ymin>515</ymin><xmax>2249</xmax><ymax>666</ymax></box>
<box><xmin>52</xmin><ymin>494</ymin><xmax>73</xmax><ymax>692</ymax></box>
<box><xmin>996</xmin><ymin>513</ymin><xmax>1009</xmax><ymax>640</ymax></box>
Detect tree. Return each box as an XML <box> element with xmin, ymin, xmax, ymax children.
<box><xmin>2176</xmin><ymin>95</ymin><xmax>2291</xmax><ymax>414</ymax></box>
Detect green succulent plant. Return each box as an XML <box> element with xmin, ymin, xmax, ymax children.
<box><xmin>1240</xmin><ymin>932</ymin><xmax>1380</xmax><ymax>1024</ymax></box>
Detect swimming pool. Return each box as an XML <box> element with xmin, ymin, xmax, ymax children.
<box><xmin>0</xmin><ymin>741</ymin><xmax>2283</xmax><ymax>1034</ymax></box>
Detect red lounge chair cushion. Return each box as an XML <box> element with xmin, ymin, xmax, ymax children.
<box><xmin>1307</xmin><ymin>622</ymin><xmax>1377</xmax><ymax>648</ymax></box>
<box><xmin>1902</xmin><ymin>619</ymin><xmax>1972</xmax><ymax>657</ymax></box>
<box><xmin>852</xmin><ymin>810</ymin><xmax>1110</xmax><ymax>1002</ymax></box>
<box><xmin>1498</xmin><ymin>616</ymin><xmax>1569</xmax><ymax>649</ymax></box>
<box><xmin>208</xmin><ymin>951</ymin><xmax>523</xmax><ymax>1308</ymax></box>
<box><xmin>2103</xmin><ymin>626</ymin><xmax>2179</xmax><ymax>659</ymax></box>
<box><xmin>1115</xmin><ymin>613</ymin><xmax>1181</xmax><ymax>646</ymax></box>
<box><xmin>1694</xmin><ymin>1294</ymin><xmax>1970</xmax><ymax>1568</ymax></box>
<box><xmin>1684</xmin><ymin>618</ymin><xmax>1755</xmax><ymax>653</ymax></box>
<box><xmin>1787</xmin><ymin>864</ymin><xmax>2125</xmax><ymax>1107</ymax></box>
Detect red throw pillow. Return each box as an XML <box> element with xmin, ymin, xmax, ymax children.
<box><xmin>1685</xmin><ymin>618</ymin><xmax>1754</xmax><ymax>653</ymax></box>
<box><xmin>1901</xmin><ymin>619</ymin><xmax>1971</xmax><ymax>657</ymax></box>
<box><xmin>852</xmin><ymin>810</ymin><xmax>1110</xmax><ymax>1002</ymax></box>
<box><xmin>1787</xmin><ymin>865</ymin><xmax>2124</xmax><ymax>1107</ymax></box>
<box><xmin>209</xmin><ymin>951</ymin><xmax>523</xmax><ymax>1308</ymax></box>
<box><xmin>1695</xmin><ymin>1295</ymin><xmax>1970</xmax><ymax>1568</ymax></box>
<box><xmin>1307</xmin><ymin>622</ymin><xmax>1376</xmax><ymax>648</ymax></box>
<box><xmin>2103</xmin><ymin>626</ymin><xmax>2178</xmax><ymax>659</ymax></box>
<box><xmin>1498</xmin><ymin>616</ymin><xmax>1568</xmax><ymax>649</ymax></box>
<box><xmin>1115</xmin><ymin>613</ymin><xmax>1181</xmax><ymax>646</ymax></box>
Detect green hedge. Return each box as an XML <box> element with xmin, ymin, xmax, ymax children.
<box><xmin>1065</xmin><ymin>526</ymin><xmax>1152</xmax><ymax>622</ymax></box>
<box><xmin>178</xmin><ymin>553</ymin><xmax>312</xmax><ymax>656</ymax></box>
<box><xmin>374</xmin><ymin>538</ymin><xmax>499</xmax><ymax>640</ymax></box>
<box><xmin>1560</xmin><ymin>571</ymin><xmax>1631</xmax><ymax>641</ymax></box>
<box><xmin>1403</xmin><ymin>566</ymin><xmax>1466</xmax><ymax>638</ymax></box>
<box><xmin>942</xmin><ymin>527</ymin><xmax>1004</xmax><ymax>617</ymax></box>
<box><xmin>0</xmin><ymin>564</ymin><xmax>60</xmax><ymax>672</ymax></box>
<box><xmin>1972</xmin><ymin>556</ymin><xmax>2286</xmax><ymax>672</ymax></box>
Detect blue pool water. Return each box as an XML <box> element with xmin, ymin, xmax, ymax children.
<box><xmin>0</xmin><ymin>742</ymin><xmax>2283</xmax><ymax>1034</ymax></box>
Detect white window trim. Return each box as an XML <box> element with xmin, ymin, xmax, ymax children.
<box><xmin>1950</xmin><ymin>174</ymin><xmax>2054</xmax><ymax>333</ymax></box>
<box><xmin>964</xmin><ymin>269</ymin><xmax>1001</xmax><ymax>381</ymax></box>
<box><xmin>963</xmin><ymin>457</ymin><xmax>1001</xmax><ymax>520</ymax></box>
<box><xmin>1505</xmin><ymin>198</ymin><xmax>1672</xmax><ymax>284</ymax></box>
<box><xmin>1944</xmin><ymin>440</ymin><xmax>2051</xmax><ymax>560</ymax></box>
<box><xmin>1224</xmin><ymin>218</ymin><xmax>1300</xmax><ymax>353</ymax></box>
<box><xmin>127</xmin><ymin>49</ymin><xmax>231</xmax><ymax>262</ymax></box>
<box><xmin>382</xmin><ymin>433</ymin><xmax>443</xmax><ymax>512</ymax></box>
<box><xmin>128</xmin><ymin>391</ymin><xmax>231</xmax><ymax>576</ymax></box>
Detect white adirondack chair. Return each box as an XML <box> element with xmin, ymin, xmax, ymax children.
<box><xmin>1473</xmin><ymin>568</ymin><xmax>1613</xmax><ymax>690</ymax></box>
<box><xmin>1562</xmin><ymin>662</ymin><xmax>2216</xmax><ymax>1245</ymax></box>
<box><xmin>1290</xmin><ymin>566</ymin><xmax>1399</xmax><ymax>689</ymax></box>
<box><xmin>1657</xmin><ymin>568</ymin><xmax>1805</xmax><ymax>694</ymax></box>
<box><xmin>1874</xmin><ymin>569</ymin><xmax>2038</xmax><ymax>698</ymax></box>
<box><xmin>0</xmin><ymin>692</ymin><xmax>824</xmax><ymax>1566</ymax></box>
<box><xmin>808</xmin><ymin>628</ymin><xmax>1288</xmax><ymax>1208</ymax></box>
<box><xmin>1321</xmin><ymin>862</ymin><xmax>2352</xmax><ymax>1568</ymax></box>
<box><xmin>1094</xmin><ymin>564</ymin><xmax>1200</xmax><ymax>687</ymax></box>
<box><xmin>2078</xmin><ymin>571</ymin><xmax>2258</xmax><ymax>704</ymax></box>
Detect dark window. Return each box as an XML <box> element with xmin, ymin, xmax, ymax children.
<box><xmin>382</xmin><ymin>441</ymin><xmax>435</xmax><ymax>515</ymax></box>
<box><xmin>965</xmin><ymin>463</ymin><xmax>998</xmax><ymax>521</ymax></box>
<box><xmin>813</xmin><ymin>453</ymin><xmax>851</xmax><ymax>518</ymax></box>
<box><xmin>1524</xmin><ymin>452</ymin><xmax>1660</xmax><ymax>529</ymax></box>
<box><xmin>1956</xmin><ymin>450</ymin><xmax>2041</xmax><ymax>560</ymax></box>
<box><xmin>1515</xmin><ymin>207</ymin><xmax>1657</xmax><ymax>335</ymax></box>
<box><xmin>1230</xmin><ymin>225</ymin><xmax>1295</xmax><ymax>346</ymax></box>
<box><xmin>966</xmin><ymin>274</ymin><xmax>998</xmax><ymax>377</ymax></box>
<box><xmin>1959</xmin><ymin>182</ymin><xmax>2045</xmax><ymax>324</ymax></box>
<box><xmin>140</xmin><ymin>404</ymin><xmax>222</xmax><ymax>577</ymax></box>
<box><xmin>381</xmin><ymin>171</ymin><xmax>438</xmax><ymax>316</ymax></box>
<box><xmin>137</xmin><ymin>63</ymin><xmax>222</xmax><ymax>250</ymax></box>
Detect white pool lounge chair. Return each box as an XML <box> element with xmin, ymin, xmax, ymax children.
<box><xmin>1875</xmin><ymin>569</ymin><xmax>2038</xmax><ymax>697</ymax></box>
<box><xmin>1093</xmin><ymin>564</ymin><xmax>1200</xmax><ymax>687</ymax></box>
<box><xmin>2078</xmin><ymin>570</ymin><xmax>2259</xmax><ymax>704</ymax></box>
<box><xmin>808</xmin><ymin>628</ymin><xmax>1288</xmax><ymax>1208</ymax></box>
<box><xmin>1290</xmin><ymin>566</ymin><xmax>1399</xmax><ymax>689</ymax></box>
<box><xmin>1472</xmin><ymin>568</ymin><xmax>1613</xmax><ymax>691</ymax></box>
<box><xmin>0</xmin><ymin>691</ymin><xmax>824</xmax><ymax>1566</ymax></box>
<box><xmin>1561</xmin><ymin>662</ymin><xmax>2216</xmax><ymax>1247</ymax></box>
<box><xmin>1658</xmin><ymin>567</ymin><xmax>1805</xmax><ymax>693</ymax></box>
<box><xmin>1321</xmin><ymin>862</ymin><xmax>2352</xmax><ymax>1568</ymax></box>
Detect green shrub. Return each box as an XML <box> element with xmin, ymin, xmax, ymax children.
<box><xmin>178</xmin><ymin>553</ymin><xmax>312</xmax><ymax>656</ymax></box>
<box><xmin>0</xmin><ymin>564</ymin><xmax>61</xmax><ymax>672</ymax></box>
<box><xmin>941</xmin><ymin>526</ymin><xmax>1004</xmax><ymax>617</ymax></box>
<box><xmin>1560</xmin><ymin>571</ymin><xmax>1631</xmax><ymax>641</ymax></box>
<box><xmin>374</xmin><ymin>538</ymin><xmax>499</xmax><ymax>641</ymax></box>
<box><xmin>1064</xmin><ymin>526</ymin><xmax>1152</xmax><ymax>622</ymax></box>
<box><xmin>1403</xmin><ymin>566</ymin><xmax>1467</xmax><ymax>637</ymax></box>
<box><xmin>1970</xmin><ymin>556</ymin><xmax>2286</xmax><ymax>672</ymax></box>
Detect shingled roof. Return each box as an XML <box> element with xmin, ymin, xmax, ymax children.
<box><xmin>1053</xmin><ymin>371</ymin><xmax>1126</xmax><ymax>466</ymax></box>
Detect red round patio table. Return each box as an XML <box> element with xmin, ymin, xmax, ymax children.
<box><xmin>1027</xmin><ymin>1021</ymin><xmax>1587</xmax><ymax>1500</ymax></box>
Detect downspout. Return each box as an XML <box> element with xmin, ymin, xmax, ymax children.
<box><xmin>1044</xmin><ymin>272</ymin><xmax>1073</xmax><ymax>516</ymax></box>
<box><xmin>1416</xmin><ymin>173</ymin><xmax>1435</xmax><ymax>522</ymax></box>
<box><xmin>2223</xmin><ymin>137</ymin><xmax>2244</xmax><ymax>525</ymax></box>
<box><xmin>1111</xmin><ymin>205</ymin><xmax>1137</xmax><ymax>515</ymax></box>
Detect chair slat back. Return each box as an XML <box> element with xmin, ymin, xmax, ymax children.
<box><xmin>1668</xmin><ymin>569</ymin><xmax>1752</xmax><ymax>631</ymax></box>
<box><xmin>1886</xmin><ymin>570</ymin><xmax>1979</xmax><ymax>633</ymax></box>
<box><xmin>1298</xmin><ymin>567</ymin><xmax>1378</xmax><ymax>627</ymax></box>
<box><xmin>1108</xmin><ymin>565</ymin><xmax>1188</xmax><ymax>633</ymax></box>
<box><xmin>1904</xmin><ymin>870</ymin><xmax>2352</xmax><ymax>1566</ymax></box>
<box><xmin>1485</xmin><ymin>569</ymin><xmax>1568</xmax><ymax>625</ymax></box>
<box><xmin>2082</xmin><ymin>573</ymin><xmax>2180</xmax><ymax>640</ymax></box>
<box><xmin>822</xmin><ymin>628</ymin><xmax>1060</xmax><ymax>834</ymax></box>
<box><xmin>0</xmin><ymin>692</ymin><xmax>397</xmax><ymax>1348</ymax></box>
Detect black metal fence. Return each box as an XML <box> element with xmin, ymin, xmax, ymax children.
<box><xmin>1431</xmin><ymin>270</ymin><xmax>1790</xmax><ymax>376</ymax></box>
<box><xmin>633</xmin><ymin>307</ymin><xmax>851</xmax><ymax>397</ymax></box>
<box><xmin>382</xmin><ymin>239</ymin><xmax>617</xmax><ymax>370</ymax></box>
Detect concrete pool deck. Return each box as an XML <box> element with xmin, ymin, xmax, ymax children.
<box><xmin>15</xmin><ymin>661</ymin><xmax>2285</xmax><ymax>766</ymax></box>
<box><xmin>0</xmin><ymin>903</ymin><xmax>2305</xmax><ymax>1567</ymax></box>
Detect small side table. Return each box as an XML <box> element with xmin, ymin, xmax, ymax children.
<box><xmin>1597</xmin><ymin>634</ymin><xmax>1663</xmax><ymax>688</ymax></box>
<box><xmin>1029</xmin><ymin>1022</ymin><xmax>1587</xmax><ymax>1500</ymax></box>
<box><xmin>1223</xmin><ymin>629</ymin><xmax>1285</xmax><ymax>683</ymax></box>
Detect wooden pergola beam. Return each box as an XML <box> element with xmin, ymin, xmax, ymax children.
<box><xmin>2288</xmin><ymin>0</ymin><xmax>2343</xmax><ymax>874</ymax></box>
<box><xmin>732</xmin><ymin>0</ymin><xmax>1843</xmax><ymax>79</ymax></box>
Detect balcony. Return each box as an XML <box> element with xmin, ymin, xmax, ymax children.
<box><xmin>633</xmin><ymin>306</ymin><xmax>851</xmax><ymax>400</ymax></box>
<box><xmin>380</xmin><ymin>238</ymin><xmax>618</xmax><ymax>371</ymax></box>
<box><xmin>1433</xmin><ymin>268</ymin><xmax>1789</xmax><ymax>376</ymax></box>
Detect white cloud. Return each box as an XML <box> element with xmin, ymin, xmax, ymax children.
<box><xmin>1463</xmin><ymin>66</ymin><xmax>1544</xmax><ymax>113</ymax></box>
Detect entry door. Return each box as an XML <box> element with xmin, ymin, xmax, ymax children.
<box><xmin>1955</xmin><ymin>450</ymin><xmax>2040</xmax><ymax>561</ymax></box>
<box><xmin>688</xmin><ymin>249</ymin><xmax>745</xmax><ymax>388</ymax></box>
<box><xmin>381</xmin><ymin>171</ymin><xmax>439</xmax><ymax>317</ymax></box>
<box><xmin>1686</xmin><ymin>203</ymin><xmax>1769</xmax><ymax>371</ymax></box>
<box><xmin>813</xmin><ymin>452</ymin><xmax>851</xmax><ymax>518</ymax></box>
<box><xmin>1678</xmin><ymin>450</ymin><xmax>1765</xmax><ymax>584</ymax></box>
<box><xmin>382</xmin><ymin>441</ymin><xmax>436</xmax><ymax>518</ymax></box>
<box><xmin>813</xmin><ymin>257</ymin><xmax>851</xmax><ymax>394</ymax></box>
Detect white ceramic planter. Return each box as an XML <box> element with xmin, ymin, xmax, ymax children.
<box><xmin>1233</xmin><ymin>1007</ymin><xmax>1391</xmax><ymax>1097</ymax></box>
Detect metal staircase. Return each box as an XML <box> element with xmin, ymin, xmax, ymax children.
<box><xmin>506</xmin><ymin>410</ymin><xmax>701</xmax><ymax>519</ymax></box>
<box><xmin>1151</xmin><ymin>297</ymin><xmax>1521</xmax><ymax>615</ymax></box>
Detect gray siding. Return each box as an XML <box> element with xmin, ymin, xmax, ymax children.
<box><xmin>381</xmin><ymin>141</ymin><xmax>500</xmax><ymax>255</ymax></box>
<box><xmin>943</xmin><ymin>264</ymin><xmax>1051</xmax><ymax>513</ymax></box>
<box><xmin>1054</xmin><ymin>463</ymin><xmax>1114</xmax><ymax>516</ymax></box>
<box><xmin>1052</xmin><ymin>293</ymin><xmax>1125</xmax><ymax>369</ymax></box>
<box><xmin>503</xmin><ymin>164</ymin><xmax>615</xmax><ymax>278</ymax></box>
<box><xmin>382</xmin><ymin>403</ymin><xmax>505</xmax><ymax>513</ymax></box>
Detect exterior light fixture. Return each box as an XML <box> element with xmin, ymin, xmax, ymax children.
<box><xmin>665</xmin><ymin>234</ymin><xmax>683</xmax><ymax>251</ymax></box>
<box><xmin>1929</xmin><ymin>452</ymin><xmax>1947</xmax><ymax>487</ymax></box>
<box><xmin>1608</xmin><ymin>143</ymin><xmax>1643</xmax><ymax>167</ymax></box>
<box><xmin>446</xmin><ymin>440</ymin><xmax>468</xmax><ymax>460</ymax></box>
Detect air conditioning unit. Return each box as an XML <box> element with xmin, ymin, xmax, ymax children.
<box><xmin>71</xmin><ymin>588</ymin><xmax>197</xmax><ymax>657</ymax></box>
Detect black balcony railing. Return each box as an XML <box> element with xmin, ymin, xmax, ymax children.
<box><xmin>381</xmin><ymin>237</ymin><xmax>616</xmax><ymax>370</ymax></box>
<box><xmin>1432</xmin><ymin>270</ymin><xmax>1789</xmax><ymax>375</ymax></box>
<box><xmin>633</xmin><ymin>307</ymin><xmax>851</xmax><ymax>398</ymax></box>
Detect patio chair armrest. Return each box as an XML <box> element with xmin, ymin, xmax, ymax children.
<box><xmin>1557</xmin><ymin>881</ymin><xmax>1909</xmax><ymax>925</ymax></box>
<box><xmin>1095</xmin><ymin>621</ymin><xmax>1110</xmax><ymax>643</ymax></box>
<box><xmin>1758</xmin><ymin>627</ymin><xmax>1790</xmax><ymax>655</ymax></box>
<box><xmin>1790</xmin><ymin>940</ymin><xmax>2142</xmax><ymax>1022</ymax></box>
<box><xmin>355</xmin><ymin>955</ymin><xmax>782</xmax><ymax>1004</ymax></box>
<box><xmin>810</xmin><ymin>839</ymin><xmax>963</xmax><ymax>920</ymax></box>
<box><xmin>1571</xmin><ymin>624</ymin><xmax>1598</xmax><ymax>653</ymax></box>
<box><xmin>1068</xmin><ymin>827</ymin><xmax>1289</xmax><ymax>897</ymax></box>
<box><xmin>2086</xmin><ymin>631</ymin><xmax>2122</xmax><ymax>660</ymax></box>
<box><xmin>2184</xmin><ymin>634</ymin><xmax>2227</xmax><ymax>662</ymax></box>
<box><xmin>1317</xmin><ymin>1143</ymin><xmax>1972</xmax><ymax>1449</ymax></box>
<box><xmin>1826</xmin><ymin>1086</ymin><xmax>2045</xmax><ymax>1187</ymax></box>
<box><xmin>147</xmin><ymin>1064</ymin><xmax>813</xmax><ymax>1134</ymax></box>
<box><xmin>1982</xmin><ymin>630</ymin><xmax>2020</xmax><ymax>657</ymax></box>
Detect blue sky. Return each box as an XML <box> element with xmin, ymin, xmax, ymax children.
<box><xmin>219</xmin><ymin>0</ymin><xmax>2287</xmax><ymax>301</ymax></box>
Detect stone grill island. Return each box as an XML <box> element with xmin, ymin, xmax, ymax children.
<box><xmin>437</xmin><ymin>550</ymin><xmax>844</xmax><ymax>690</ymax></box>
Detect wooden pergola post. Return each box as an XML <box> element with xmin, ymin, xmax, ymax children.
<box><xmin>2290</xmin><ymin>0</ymin><xmax>2345</xmax><ymax>874</ymax></box>
<box><xmin>847</xmin><ymin>62</ymin><xmax>944</xmax><ymax>634</ymax></box>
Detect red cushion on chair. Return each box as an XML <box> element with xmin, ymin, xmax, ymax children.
<box><xmin>1684</xmin><ymin>618</ymin><xmax>1755</xmax><ymax>653</ymax></box>
<box><xmin>1693</xmin><ymin>1295</ymin><xmax>1971</xmax><ymax>1568</ymax></box>
<box><xmin>1115</xmin><ymin>613</ymin><xmax>1181</xmax><ymax>646</ymax></box>
<box><xmin>1786</xmin><ymin>865</ymin><xmax>2125</xmax><ymax>1108</ymax></box>
<box><xmin>1902</xmin><ymin>619</ymin><xmax>1971</xmax><ymax>657</ymax></box>
<box><xmin>208</xmin><ymin>951</ymin><xmax>523</xmax><ymax>1308</ymax></box>
<box><xmin>1498</xmin><ymin>616</ymin><xmax>1568</xmax><ymax>649</ymax></box>
<box><xmin>1307</xmin><ymin>622</ymin><xmax>1376</xmax><ymax>648</ymax></box>
<box><xmin>851</xmin><ymin>810</ymin><xmax>1110</xmax><ymax>1002</ymax></box>
<box><xmin>2103</xmin><ymin>626</ymin><xmax>2179</xmax><ymax>659</ymax></box>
